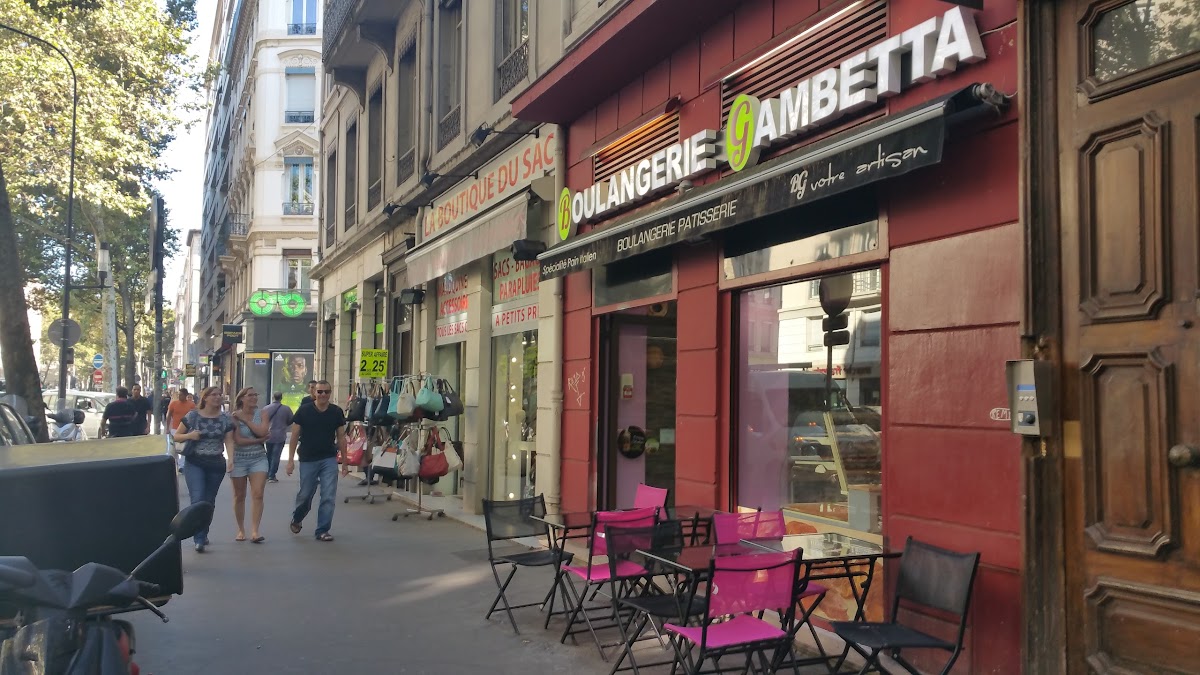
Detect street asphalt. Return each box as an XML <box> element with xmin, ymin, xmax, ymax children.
<box><xmin>127</xmin><ymin>471</ymin><xmax>603</xmax><ymax>675</ymax></box>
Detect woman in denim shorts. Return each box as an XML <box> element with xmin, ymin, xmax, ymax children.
<box><xmin>229</xmin><ymin>387</ymin><xmax>272</xmax><ymax>543</ymax></box>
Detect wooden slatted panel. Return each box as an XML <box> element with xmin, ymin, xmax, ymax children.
<box><xmin>721</xmin><ymin>1</ymin><xmax>888</xmax><ymax>125</ymax></box>
<box><xmin>593</xmin><ymin>113</ymin><xmax>680</xmax><ymax>183</ymax></box>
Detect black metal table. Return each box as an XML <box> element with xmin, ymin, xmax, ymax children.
<box><xmin>529</xmin><ymin>511</ymin><xmax>595</xmax><ymax>629</ymax></box>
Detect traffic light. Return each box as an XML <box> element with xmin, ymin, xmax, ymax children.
<box><xmin>63</xmin><ymin>347</ymin><xmax>75</xmax><ymax>364</ymax></box>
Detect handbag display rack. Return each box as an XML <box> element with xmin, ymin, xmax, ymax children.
<box><xmin>391</xmin><ymin>420</ymin><xmax>446</xmax><ymax>521</ymax></box>
<box><xmin>342</xmin><ymin>380</ymin><xmax>394</xmax><ymax>506</ymax></box>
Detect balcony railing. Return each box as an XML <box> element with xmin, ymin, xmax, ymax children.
<box><xmin>367</xmin><ymin>180</ymin><xmax>381</xmax><ymax>210</ymax></box>
<box><xmin>345</xmin><ymin>203</ymin><xmax>357</xmax><ymax>229</ymax></box>
<box><xmin>288</xmin><ymin>23</ymin><xmax>317</xmax><ymax>35</ymax></box>
<box><xmin>228</xmin><ymin>214</ymin><xmax>248</xmax><ymax>237</ymax></box>
<box><xmin>322</xmin><ymin>0</ymin><xmax>354</xmax><ymax>61</ymax></box>
<box><xmin>496</xmin><ymin>41</ymin><xmax>529</xmax><ymax>101</ymax></box>
<box><xmin>325</xmin><ymin>221</ymin><xmax>335</xmax><ymax>248</ymax></box>
<box><xmin>285</xmin><ymin>110</ymin><xmax>315</xmax><ymax>124</ymax></box>
<box><xmin>397</xmin><ymin>148</ymin><xmax>415</xmax><ymax>186</ymax></box>
<box><xmin>284</xmin><ymin>201</ymin><xmax>315</xmax><ymax>215</ymax></box>
<box><xmin>437</xmin><ymin>106</ymin><xmax>461</xmax><ymax>150</ymax></box>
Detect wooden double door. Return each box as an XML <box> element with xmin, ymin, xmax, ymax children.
<box><xmin>1056</xmin><ymin>0</ymin><xmax>1200</xmax><ymax>672</ymax></box>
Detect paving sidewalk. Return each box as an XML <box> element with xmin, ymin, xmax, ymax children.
<box><xmin>127</xmin><ymin>470</ymin><xmax>846</xmax><ymax>674</ymax></box>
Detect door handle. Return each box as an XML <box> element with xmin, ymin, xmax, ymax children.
<box><xmin>1167</xmin><ymin>444</ymin><xmax>1200</xmax><ymax>468</ymax></box>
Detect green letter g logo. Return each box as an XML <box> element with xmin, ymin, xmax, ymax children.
<box><xmin>726</xmin><ymin>94</ymin><xmax>761</xmax><ymax>173</ymax></box>
<box><xmin>556</xmin><ymin>188</ymin><xmax>573</xmax><ymax>241</ymax></box>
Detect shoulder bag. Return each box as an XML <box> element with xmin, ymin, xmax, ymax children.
<box><xmin>414</xmin><ymin>375</ymin><xmax>444</xmax><ymax>415</ymax></box>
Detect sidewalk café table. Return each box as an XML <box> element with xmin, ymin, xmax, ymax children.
<box><xmin>743</xmin><ymin>532</ymin><xmax>902</xmax><ymax>674</ymax></box>
<box><xmin>664</xmin><ymin>505</ymin><xmax>721</xmax><ymax>545</ymax></box>
<box><xmin>529</xmin><ymin>511</ymin><xmax>597</xmax><ymax>629</ymax></box>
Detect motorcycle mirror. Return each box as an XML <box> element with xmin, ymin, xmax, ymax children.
<box><xmin>170</xmin><ymin>502</ymin><xmax>215</xmax><ymax>540</ymax></box>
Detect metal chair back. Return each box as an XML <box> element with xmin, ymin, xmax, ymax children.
<box><xmin>482</xmin><ymin>495</ymin><xmax>550</xmax><ymax>560</ymax></box>
<box><xmin>633</xmin><ymin>483</ymin><xmax>669</xmax><ymax>509</ymax></box>
<box><xmin>592</xmin><ymin>506</ymin><xmax>658</xmax><ymax>557</ymax></box>
<box><xmin>892</xmin><ymin>537</ymin><xmax>981</xmax><ymax>644</ymax></box>
<box><xmin>711</xmin><ymin>509</ymin><xmax>786</xmax><ymax>544</ymax></box>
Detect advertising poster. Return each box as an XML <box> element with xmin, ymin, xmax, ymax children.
<box><xmin>272</xmin><ymin>351</ymin><xmax>314</xmax><ymax>411</ymax></box>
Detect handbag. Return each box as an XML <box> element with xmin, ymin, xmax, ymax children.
<box><xmin>346</xmin><ymin>394</ymin><xmax>368</xmax><ymax>423</ymax></box>
<box><xmin>436</xmin><ymin>379</ymin><xmax>464</xmax><ymax>419</ymax></box>
<box><xmin>397</xmin><ymin>432</ymin><xmax>422</xmax><ymax>477</ymax></box>
<box><xmin>438</xmin><ymin>425</ymin><xmax>463</xmax><ymax>471</ymax></box>
<box><xmin>419</xmin><ymin>451</ymin><xmax>450</xmax><ymax>479</ymax></box>
<box><xmin>343</xmin><ymin>425</ymin><xmax>366</xmax><ymax>466</ymax></box>
<box><xmin>414</xmin><ymin>375</ymin><xmax>444</xmax><ymax>414</ymax></box>
<box><xmin>388</xmin><ymin>377</ymin><xmax>417</xmax><ymax>420</ymax></box>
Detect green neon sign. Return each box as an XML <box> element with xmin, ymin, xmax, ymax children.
<box><xmin>247</xmin><ymin>290</ymin><xmax>307</xmax><ymax>317</ymax></box>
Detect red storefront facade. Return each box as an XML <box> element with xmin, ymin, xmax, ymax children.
<box><xmin>516</xmin><ymin>1</ymin><xmax>1022</xmax><ymax>671</ymax></box>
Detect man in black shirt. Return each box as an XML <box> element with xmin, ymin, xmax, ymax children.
<box><xmin>286</xmin><ymin>380</ymin><xmax>348</xmax><ymax>541</ymax></box>
<box><xmin>297</xmin><ymin>380</ymin><xmax>317</xmax><ymax>410</ymax></box>
<box><xmin>129</xmin><ymin>384</ymin><xmax>153</xmax><ymax>434</ymax></box>
<box><xmin>101</xmin><ymin>387</ymin><xmax>142</xmax><ymax>438</ymax></box>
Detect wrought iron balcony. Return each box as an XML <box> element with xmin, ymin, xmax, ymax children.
<box><xmin>228</xmin><ymin>214</ymin><xmax>249</xmax><ymax>238</ymax></box>
<box><xmin>367</xmin><ymin>180</ymin><xmax>381</xmax><ymax>211</ymax></box>
<box><xmin>325</xmin><ymin>221</ymin><xmax>336</xmax><ymax>248</ymax></box>
<box><xmin>496</xmin><ymin>41</ymin><xmax>529</xmax><ymax>101</ymax></box>
<box><xmin>288</xmin><ymin>23</ymin><xmax>317</xmax><ymax>35</ymax></box>
<box><xmin>396</xmin><ymin>148</ymin><xmax>416</xmax><ymax>186</ymax></box>
<box><xmin>284</xmin><ymin>201</ymin><xmax>315</xmax><ymax>215</ymax></box>
<box><xmin>437</xmin><ymin>106</ymin><xmax>461</xmax><ymax>150</ymax></box>
<box><xmin>285</xmin><ymin>110</ymin><xmax>315</xmax><ymax>124</ymax></box>
<box><xmin>322</xmin><ymin>0</ymin><xmax>354</xmax><ymax>61</ymax></box>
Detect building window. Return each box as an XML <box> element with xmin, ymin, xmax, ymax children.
<box><xmin>737</xmin><ymin>271</ymin><xmax>883</xmax><ymax>541</ymax></box>
<box><xmin>344</xmin><ymin>119</ymin><xmax>358</xmax><ymax>228</ymax></box>
<box><xmin>396</xmin><ymin>46</ymin><xmax>417</xmax><ymax>185</ymax></box>
<box><xmin>284</xmin><ymin>157</ymin><xmax>314</xmax><ymax>215</ymax></box>
<box><xmin>288</xmin><ymin>0</ymin><xmax>317</xmax><ymax>34</ymax></box>
<box><xmin>436</xmin><ymin>0</ymin><xmax>462</xmax><ymax>148</ymax></box>
<box><xmin>284</xmin><ymin>68</ymin><xmax>316</xmax><ymax>123</ymax></box>
<box><xmin>495</xmin><ymin>0</ymin><xmax>528</xmax><ymax>100</ymax></box>
<box><xmin>286</xmin><ymin>257</ymin><xmax>312</xmax><ymax>292</ymax></box>
<box><xmin>491</xmin><ymin>330</ymin><xmax>538</xmax><ymax>500</ymax></box>
<box><xmin>367</xmin><ymin>86</ymin><xmax>383</xmax><ymax>210</ymax></box>
<box><xmin>324</xmin><ymin>151</ymin><xmax>337</xmax><ymax>246</ymax></box>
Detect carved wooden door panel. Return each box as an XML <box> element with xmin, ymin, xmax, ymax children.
<box><xmin>1058</xmin><ymin>1</ymin><xmax>1200</xmax><ymax>673</ymax></box>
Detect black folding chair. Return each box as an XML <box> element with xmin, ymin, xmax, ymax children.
<box><xmin>482</xmin><ymin>495</ymin><xmax>573</xmax><ymax>633</ymax></box>
<box><xmin>607</xmin><ymin>520</ymin><xmax>708</xmax><ymax>675</ymax></box>
<box><xmin>829</xmin><ymin>537</ymin><xmax>980</xmax><ymax>675</ymax></box>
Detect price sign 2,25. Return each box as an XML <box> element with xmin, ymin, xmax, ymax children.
<box><xmin>358</xmin><ymin>349</ymin><xmax>389</xmax><ymax>378</ymax></box>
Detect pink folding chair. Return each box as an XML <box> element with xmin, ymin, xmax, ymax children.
<box><xmin>711</xmin><ymin>510</ymin><xmax>786</xmax><ymax>544</ymax></box>
<box><xmin>559</xmin><ymin>507</ymin><xmax>659</xmax><ymax>658</ymax></box>
<box><xmin>664</xmin><ymin>550</ymin><xmax>803</xmax><ymax>674</ymax></box>
<box><xmin>633</xmin><ymin>484</ymin><xmax>669</xmax><ymax>510</ymax></box>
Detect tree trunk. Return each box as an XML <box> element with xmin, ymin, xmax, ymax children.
<box><xmin>0</xmin><ymin>164</ymin><xmax>50</xmax><ymax>442</ymax></box>
<box><xmin>105</xmin><ymin>282</ymin><xmax>118</xmax><ymax>390</ymax></box>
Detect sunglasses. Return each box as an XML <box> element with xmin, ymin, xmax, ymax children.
<box><xmin>315</xmin><ymin>389</ymin><xmax>331</xmax><ymax>394</ymax></box>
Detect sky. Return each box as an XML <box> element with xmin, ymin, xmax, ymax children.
<box><xmin>153</xmin><ymin>0</ymin><xmax>219</xmax><ymax>305</ymax></box>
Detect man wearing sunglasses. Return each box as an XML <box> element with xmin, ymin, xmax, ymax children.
<box><xmin>285</xmin><ymin>380</ymin><xmax>350</xmax><ymax>541</ymax></box>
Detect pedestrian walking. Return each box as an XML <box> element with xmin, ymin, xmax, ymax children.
<box><xmin>129</xmin><ymin>385</ymin><xmax>154</xmax><ymax>435</ymax></box>
<box><xmin>298</xmin><ymin>380</ymin><xmax>317</xmax><ymax>410</ymax></box>
<box><xmin>166</xmin><ymin>389</ymin><xmax>196</xmax><ymax>470</ymax></box>
<box><xmin>101</xmin><ymin>387</ymin><xmax>142</xmax><ymax>438</ymax></box>
<box><xmin>173</xmin><ymin>386</ymin><xmax>234</xmax><ymax>552</ymax></box>
<box><xmin>262</xmin><ymin>392</ymin><xmax>293</xmax><ymax>483</ymax></box>
<box><xmin>286</xmin><ymin>380</ymin><xmax>349</xmax><ymax>542</ymax></box>
<box><xmin>230</xmin><ymin>387</ymin><xmax>271</xmax><ymax>544</ymax></box>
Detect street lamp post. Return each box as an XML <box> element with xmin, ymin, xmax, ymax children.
<box><xmin>0</xmin><ymin>22</ymin><xmax>79</xmax><ymax>409</ymax></box>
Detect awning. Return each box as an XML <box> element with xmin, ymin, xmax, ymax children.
<box><xmin>538</xmin><ymin>85</ymin><xmax>994</xmax><ymax>280</ymax></box>
<box><xmin>406</xmin><ymin>191</ymin><xmax>530</xmax><ymax>284</ymax></box>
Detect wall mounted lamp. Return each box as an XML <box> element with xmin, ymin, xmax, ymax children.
<box><xmin>421</xmin><ymin>170</ymin><xmax>477</xmax><ymax>188</ymax></box>
<box><xmin>382</xmin><ymin>202</ymin><xmax>417</xmax><ymax>218</ymax></box>
<box><xmin>398</xmin><ymin>287</ymin><xmax>426</xmax><ymax>305</ymax></box>
<box><xmin>510</xmin><ymin>239</ymin><xmax>547</xmax><ymax>262</ymax></box>
<box><xmin>469</xmin><ymin>123</ymin><xmax>540</xmax><ymax>148</ymax></box>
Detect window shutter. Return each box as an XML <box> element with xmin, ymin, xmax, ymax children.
<box><xmin>287</xmin><ymin>73</ymin><xmax>316</xmax><ymax>111</ymax></box>
<box><xmin>721</xmin><ymin>1</ymin><xmax>888</xmax><ymax>128</ymax></box>
<box><xmin>592</xmin><ymin>113</ymin><xmax>679</xmax><ymax>184</ymax></box>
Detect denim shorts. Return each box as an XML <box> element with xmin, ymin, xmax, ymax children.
<box><xmin>231</xmin><ymin>452</ymin><xmax>269</xmax><ymax>477</ymax></box>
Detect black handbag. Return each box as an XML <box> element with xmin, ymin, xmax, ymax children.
<box><xmin>435</xmin><ymin>379</ymin><xmax>464</xmax><ymax>420</ymax></box>
<box><xmin>345</xmin><ymin>384</ymin><xmax>368</xmax><ymax>422</ymax></box>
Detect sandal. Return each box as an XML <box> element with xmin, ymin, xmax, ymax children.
<box><xmin>235</xmin><ymin>534</ymin><xmax>246</xmax><ymax>542</ymax></box>
<box><xmin>251</xmin><ymin>536</ymin><xmax>265</xmax><ymax>544</ymax></box>
<box><xmin>316</xmin><ymin>533</ymin><xmax>334</xmax><ymax>542</ymax></box>
<box><xmin>289</xmin><ymin>522</ymin><xmax>302</xmax><ymax>534</ymax></box>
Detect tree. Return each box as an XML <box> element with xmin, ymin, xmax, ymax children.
<box><xmin>0</xmin><ymin>0</ymin><xmax>197</xmax><ymax>428</ymax></box>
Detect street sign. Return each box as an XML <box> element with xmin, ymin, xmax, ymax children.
<box><xmin>92</xmin><ymin>354</ymin><xmax>104</xmax><ymax>369</ymax></box>
<box><xmin>185</xmin><ymin>364</ymin><xmax>196</xmax><ymax>377</ymax></box>
<box><xmin>92</xmin><ymin>369</ymin><xmax>103</xmax><ymax>384</ymax></box>
<box><xmin>48</xmin><ymin>318</ymin><xmax>82</xmax><ymax>348</ymax></box>
<box><xmin>824</xmin><ymin>331</ymin><xmax>851</xmax><ymax>347</ymax></box>
<box><xmin>358</xmin><ymin>349</ymin><xmax>389</xmax><ymax>378</ymax></box>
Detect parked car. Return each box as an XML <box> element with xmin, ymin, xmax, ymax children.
<box><xmin>0</xmin><ymin>402</ymin><xmax>38</xmax><ymax>446</ymax></box>
<box><xmin>43</xmin><ymin>390</ymin><xmax>114</xmax><ymax>439</ymax></box>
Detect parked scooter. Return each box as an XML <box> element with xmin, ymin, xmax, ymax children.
<box><xmin>47</xmin><ymin>409</ymin><xmax>87</xmax><ymax>442</ymax></box>
<box><xmin>0</xmin><ymin>502</ymin><xmax>214</xmax><ymax>675</ymax></box>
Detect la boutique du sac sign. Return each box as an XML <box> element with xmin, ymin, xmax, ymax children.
<box><xmin>423</xmin><ymin>131</ymin><xmax>557</xmax><ymax>242</ymax></box>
